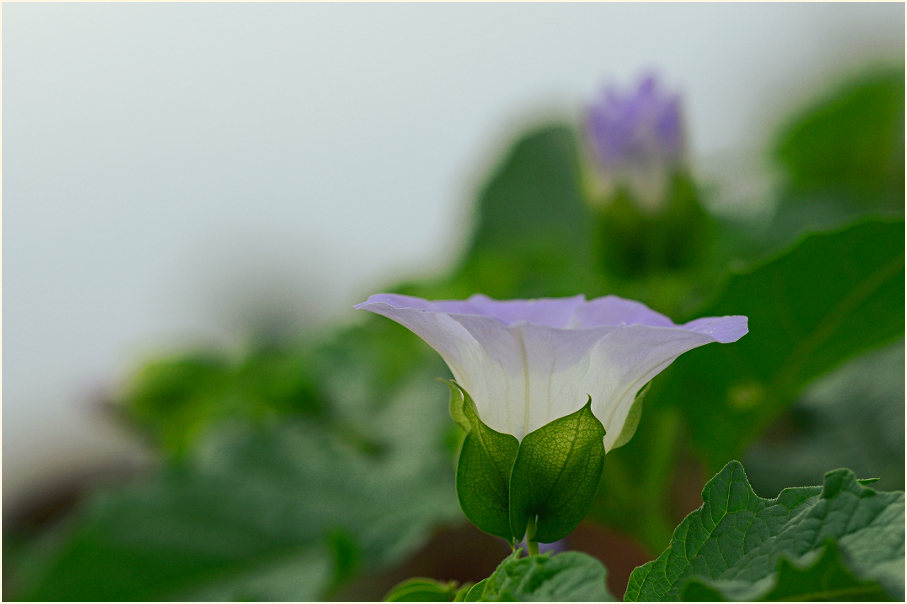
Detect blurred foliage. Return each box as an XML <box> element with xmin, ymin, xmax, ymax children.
<box><xmin>588</xmin><ymin>68</ymin><xmax>905</xmax><ymax>555</ymax></box>
<box><xmin>5</xmin><ymin>64</ymin><xmax>904</xmax><ymax>600</ymax></box>
<box><xmin>121</xmin><ymin>346</ymin><xmax>326</xmax><ymax>457</ymax></box>
<box><xmin>10</xmin><ymin>364</ymin><xmax>460</xmax><ymax>601</ymax></box>
<box><xmin>745</xmin><ymin>341</ymin><xmax>905</xmax><ymax>494</ymax></box>
<box><xmin>744</xmin><ymin>68</ymin><xmax>905</xmax><ymax>257</ymax></box>
<box><xmin>595</xmin><ymin>173</ymin><xmax>714</xmax><ymax>281</ymax></box>
<box><xmin>775</xmin><ymin>67</ymin><xmax>904</xmax><ymax>212</ymax></box>
<box><xmin>384</xmin><ymin>577</ymin><xmax>468</xmax><ymax>602</ymax></box>
<box><xmin>654</xmin><ymin>217</ymin><xmax>904</xmax><ymax>470</ymax></box>
<box><xmin>454</xmin><ymin>126</ymin><xmax>600</xmax><ymax>300</ymax></box>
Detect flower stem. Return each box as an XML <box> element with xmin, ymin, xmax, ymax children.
<box><xmin>526</xmin><ymin>515</ymin><xmax>539</xmax><ymax>556</ymax></box>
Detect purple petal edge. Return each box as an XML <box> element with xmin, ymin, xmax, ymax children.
<box><xmin>356</xmin><ymin>294</ymin><xmax>749</xmax><ymax>343</ymax></box>
<box><xmin>683</xmin><ymin>315</ymin><xmax>749</xmax><ymax>343</ymax></box>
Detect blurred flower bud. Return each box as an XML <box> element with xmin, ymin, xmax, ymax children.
<box><xmin>537</xmin><ymin>539</ymin><xmax>567</xmax><ymax>554</ymax></box>
<box><xmin>585</xmin><ymin>74</ymin><xmax>686</xmax><ymax>210</ymax></box>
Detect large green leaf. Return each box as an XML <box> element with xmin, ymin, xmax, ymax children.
<box><xmin>9</xmin><ymin>370</ymin><xmax>460</xmax><ymax>601</ymax></box>
<box><xmin>451</xmin><ymin>124</ymin><xmax>602</xmax><ymax>299</ymax></box>
<box><xmin>651</xmin><ymin>217</ymin><xmax>905</xmax><ymax>469</ymax></box>
<box><xmin>508</xmin><ymin>400</ymin><xmax>605</xmax><ymax>544</ymax></box>
<box><xmin>468</xmin><ymin>550</ymin><xmax>614</xmax><ymax>602</ymax></box>
<box><xmin>680</xmin><ymin>541</ymin><xmax>891</xmax><ymax>601</ymax></box>
<box><xmin>625</xmin><ymin>461</ymin><xmax>905</xmax><ymax>601</ymax></box>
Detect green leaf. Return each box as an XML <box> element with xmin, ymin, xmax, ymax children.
<box><xmin>509</xmin><ymin>399</ymin><xmax>605</xmax><ymax>543</ymax></box>
<box><xmin>471</xmin><ymin>551</ymin><xmax>614</xmax><ymax>601</ymax></box>
<box><xmin>462</xmin><ymin>578</ymin><xmax>488</xmax><ymax>601</ymax></box>
<box><xmin>625</xmin><ymin>461</ymin><xmax>905</xmax><ymax>601</ymax></box>
<box><xmin>746</xmin><ymin>68</ymin><xmax>906</xmax><ymax>264</ymax></box>
<box><xmin>610</xmin><ymin>383</ymin><xmax>649</xmax><ymax>451</ymax></box>
<box><xmin>119</xmin><ymin>344</ymin><xmax>327</xmax><ymax>458</ymax></box>
<box><xmin>594</xmin><ymin>172</ymin><xmax>715</xmax><ymax>279</ymax></box>
<box><xmin>775</xmin><ymin>68</ymin><xmax>904</xmax><ymax>211</ymax></box>
<box><xmin>446</xmin><ymin>379</ymin><xmax>471</xmax><ymax>432</ymax></box>
<box><xmin>384</xmin><ymin>578</ymin><xmax>461</xmax><ymax>602</ymax></box>
<box><xmin>680</xmin><ymin>540</ymin><xmax>891</xmax><ymax>601</ymax></box>
<box><xmin>745</xmin><ymin>341</ymin><xmax>905</xmax><ymax>495</ymax></box>
<box><xmin>453</xmin><ymin>124</ymin><xmax>602</xmax><ymax>299</ymax></box>
<box><xmin>10</xmin><ymin>370</ymin><xmax>461</xmax><ymax>601</ymax></box>
<box><xmin>453</xmin><ymin>582</ymin><xmax>476</xmax><ymax>601</ymax></box>
<box><xmin>118</xmin><ymin>352</ymin><xmax>234</xmax><ymax>456</ymax></box>
<box><xmin>450</xmin><ymin>381</ymin><xmax>520</xmax><ymax>542</ymax></box>
<box><xmin>652</xmin><ymin>217</ymin><xmax>905</xmax><ymax>470</ymax></box>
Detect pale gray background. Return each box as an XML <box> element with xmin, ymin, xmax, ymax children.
<box><xmin>4</xmin><ymin>2</ymin><xmax>903</xmax><ymax>508</ymax></box>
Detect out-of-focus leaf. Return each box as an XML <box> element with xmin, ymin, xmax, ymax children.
<box><xmin>119</xmin><ymin>353</ymin><xmax>233</xmax><ymax>455</ymax></box>
<box><xmin>758</xmin><ymin>195</ymin><xmax>902</xmax><ymax>259</ymax></box>
<box><xmin>311</xmin><ymin>315</ymin><xmax>440</xmax><ymax>410</ymax></box>
<box><xmin>588</xmin><ymin>404</ymin><xmax>683</xmax><ymax>555</ymax></box>
<box><xmin>595</xmin><ymin>172</ymin><xmax>715</xmax><ymax>280</ymax></box>
<box><xmin>384</xmin><ymin>578</ymin><xmax>462</xmax><ymax>602</ymax></box>
<box><xmin>745</xmin><ymin>341</ymin><xmax>905</xmax><ymax>495</ymax></box>
<box><xmin>10</xmin><ymin>368</ymin><xmax>461</xmax><ymax>601</ymax></box>
<box><xmin>709</xmin><ymin>69</ymin><xmax>903</xmax><ymax>263</ymax></box>
<box><xmin>625</xmin><ymin>461</ymin><xmax>905</xmax><ymax>601</ymax></box>
<box><xmin>775</xmin><ymin>67</ymin><xmax>904</xmax><ymax>211</ymax></box>
<box><xmin>120</xmin><ymin>344</ymin><xmax>326</xmax><ymax>457</ymax></box>
<box><xmin>468</xmin><ymin>550</ymin><xmax>614</xmax><ymax>602</ymax></box>
<box><xmin>651</xmin><ymin>217</ymin><xmax>905</xmax><ymax>470</ymax></box>
<box><xmin>452</xmin><ymin>124</ymin><xmax>602</xmax><ymax>299</ymax></box>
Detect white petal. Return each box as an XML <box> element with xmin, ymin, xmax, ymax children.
<box><xmin>446</xmin><ymin>316</ymin><xmax>615</xmax><ymax>438</ymax></box>
<box><xmin>354</xmin><ymin>294</ymin><xmax>477</xmax><ymax>373</ymax></box>
<box><xmin>586</xmin><ymin>324</ymin><xmax>735</xmax><ymax>451</ymax></box>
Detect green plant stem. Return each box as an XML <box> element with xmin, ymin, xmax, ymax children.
<box><xmin>638</xmin><ymin>406</ymin><xmax>682</xmax><ymax>551</ymax></box>
<box><xmin>527</xmin><ymin>516</ymin><xmax>539</xmax><ymax>556</ymax></box>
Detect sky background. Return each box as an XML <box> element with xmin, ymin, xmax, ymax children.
<box><xmin>3</xmin><ymin>2</ymin><xmax>904</xmax><ymax>508</ymax></box>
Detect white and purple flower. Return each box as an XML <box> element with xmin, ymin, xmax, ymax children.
<box><xmin>356</xmin><ymin>293</ymin><xmax>747</xmax><ymax>451</ymax></box>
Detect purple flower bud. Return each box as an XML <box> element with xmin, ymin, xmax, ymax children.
<box><xmin>584</xmin><ymin>74</ymin><xmax>687</xmax><ymax>208</ymax></box>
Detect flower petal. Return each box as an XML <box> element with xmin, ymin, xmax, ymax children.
<box><xmin>572</xmin><ymin>295</ymin><xmax>675</xmax><ymax>328</ymax></box>
<box><xmin>681</xmin><ymin>315</ymin><xmax>749</xmax><ymax>343</ymax></box>
<box><xmin>353</xmin><ymin>294</ymin><xmax>476</xmax><ymax>371</ymax></box>
<box><xmin>434</xmin><ymin>294</ymin><xmax>587</xmax><ymax>328</ymax></box>
<box><xmin>585</xmin><ymin>318</ymin><xmax>747</xmax><ymax>451</ymax></box>
<box><xmin>445</xmin><ymin>314</ymin><xmax>616</xmax><ymax>438</ymax></box>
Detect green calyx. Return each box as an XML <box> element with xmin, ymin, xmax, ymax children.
<box><xmin>446</xmin><ymin>381</ymin><xmax>520</xmax><ymax>541</ymax></box>
<box><xmin>446</xmin><ymin>382</ymin><xmax>607</xmax><ymax>545</ymax></box>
